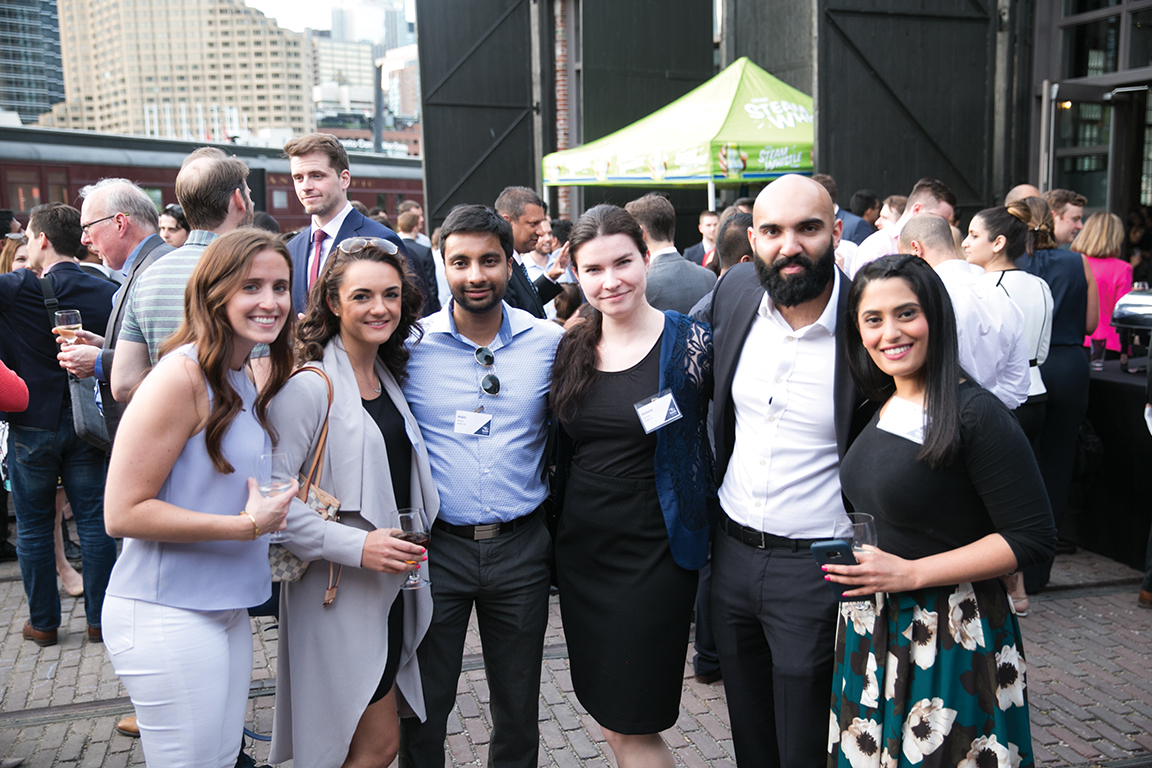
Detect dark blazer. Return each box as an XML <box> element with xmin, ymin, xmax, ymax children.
<box><xmin>684</xmin><ymin>241</ymin><xmax>709</xmax><ymax>266</ymax></box>
<box><xmin>836</xmin><ymin>208</ymin><xmax>874</xmax><ymax>246</ymax></box>
<box><xmin>503</xmin><ymin>256</ymin><xmax>563</xmax><ymax>319</ymax></box>
<box><xmin>99</xmin><ymin>234</ymin><xmax>172</xmax><ymax>442</ymax></box>
<box><xmin>0</xmin><ymin>262</ymin><xmax>117</xmax><ymax>430</ymax></box>
<box><xmin>704</xmin><ymin>262</ymin><xmax>870</xmax><ymax>484</ymax></box>
<box><xmin>288</xmin><ymin>208</ymin><xmax>406</xmax><ymax>314</ymax></box>
<box><xmin>400</xmin><ymin>236</ymin><xmax>441</xmax><ymax>316</ymax></box>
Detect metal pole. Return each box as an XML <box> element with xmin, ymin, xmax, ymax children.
<box><xmin>374</xmin><ymin>63</ymin><xmax>385</xmax><ymax>154</ymax></box>
<box><xmin>708</xmin><ymin>179</ymin><xmax>716</xmax><ymax>212</ymax></box>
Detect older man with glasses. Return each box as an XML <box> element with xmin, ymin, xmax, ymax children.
<box><xmin>399</xmin><ymin>205</ymin><xmax>562</xmax><ymax>768</ymax></box>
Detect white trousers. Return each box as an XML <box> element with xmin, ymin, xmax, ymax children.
<box><xmin>102</xmin><ymin>595</ymin><xmax>252</xmax><ymax>768</ymax></box>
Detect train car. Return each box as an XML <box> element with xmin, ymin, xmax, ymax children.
<box><xmin>0</xmin><ymin>126</ymin><xmax>424</xmax><ymax>234</ymax></box>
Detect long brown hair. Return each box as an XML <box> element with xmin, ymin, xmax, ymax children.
<box><xmin>295</xmin><ymin>240</ymin><xmax>424</xmax><ymax>382</ymax></box>
<box><xmin>159</xmin><ymin>229</ymin><xmax>295</xmax><ymax>474</ymax></box>
<box><xmin>0</xmin><ymin>235</ymin><xmax>26</xmax><ymax>273</ymax></box>
<box><xmin>1006</xmin><ymin>196</ymin><xmax>1058</xmax><ymax>253</ymax></box>
<box><xmin>549</xmin><ymin>204</ymin><xmax>647</xmax><ymax>423</ymax></box>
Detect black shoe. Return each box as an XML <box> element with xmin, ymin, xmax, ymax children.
<box><xmin>694</xmin><ymin>669</ymin><xmax>723</xmax><ymax>684</ymax></box>
<box><xmin>63</xmin><ymin>538</ymin><xmax>82</xmax><ymax>563</ymax></box>
<box><xmin>0</xmin><ymin>541</ymin><xmax>17</xmax><ymax>562</ymax></box>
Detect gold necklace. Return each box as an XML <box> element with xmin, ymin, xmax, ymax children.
<box><xmin>353</xmin><ymin>367</ymin><xmax>382</xmax><ymax>394</ymax></box>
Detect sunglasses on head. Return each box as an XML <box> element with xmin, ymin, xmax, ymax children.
<box><xmin>337</xmin><ymin>237</ymin><xmax>400</xmax><ymax>257</ymax></box>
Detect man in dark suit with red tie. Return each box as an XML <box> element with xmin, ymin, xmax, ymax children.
<box><xmin>284</xmin><ymin>133</ymin><xmax>406</xmax><ymax>315</ymax></box>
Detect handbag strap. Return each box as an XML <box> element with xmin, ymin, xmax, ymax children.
<box><xmin>289</xmin><ymin>366</ymin><xmax>334</xmax><ymax>497</ymax></box>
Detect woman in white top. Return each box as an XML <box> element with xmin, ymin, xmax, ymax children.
<box><xmin>102</xmin><ymin>230</ymin><xmax>298</xmax><ymax>767</ymax></box>
<box><xmin>964</xmin><ymin>203</ymin><xmax>1054</xmax><ymax>451</ymax></box>
<box><xmin>964</xmin><ymin>204</ymin><xmax>1054</xmax><ymax>617</ymax></box>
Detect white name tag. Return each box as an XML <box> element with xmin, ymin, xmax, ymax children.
<box><xmin>454</xmin><ymin>410</ymin><xmax>493</xmax><ymax>436</ymax></box>
<box><xmin>633</xmin><ymin>389</ymin><xmax>683</xmax><ymax>434</ymax></box>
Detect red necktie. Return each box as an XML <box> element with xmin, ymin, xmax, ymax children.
<box><xmin>309</xmin><ymin>228</ymin><xmax>328</xmax><ymax>288</ymax></box>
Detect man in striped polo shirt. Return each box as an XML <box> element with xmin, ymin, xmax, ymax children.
<box><xmin>110</xmin><ymin>147</ymin><xmax>255</xmax><ymax>400</ymax></box>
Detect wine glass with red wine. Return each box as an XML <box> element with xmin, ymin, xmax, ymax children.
<box><xmin>393</xmin><ymin>508</ymin><xmax>430</xmax><ymax>590</ymax></box>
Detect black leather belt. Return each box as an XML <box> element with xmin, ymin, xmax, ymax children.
<box><xmin>719</xmin><ymin>513</ymin><xmax>831</xmax><ymax>551</ymax></box>
<box><xmin>433</xmin><ymin>508</ymin><xmax>539</xmax><ymax>541</ymax></box>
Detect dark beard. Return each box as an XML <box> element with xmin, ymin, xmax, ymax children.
<box><xmin>754</xmin><ymin>240</ymin><xmax>836</xmax><ymax>307</ymax></box>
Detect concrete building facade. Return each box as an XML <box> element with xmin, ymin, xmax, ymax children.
<box><xmin>40</xmin><ymin>0</ymin><xmax>314</xmax><ymax>140</ymax></box>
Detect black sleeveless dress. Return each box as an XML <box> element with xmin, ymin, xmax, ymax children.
<box><xmin>555</xmin><ymin>338</ymin><xmax>698</xmax><ymax>734</ymax></box>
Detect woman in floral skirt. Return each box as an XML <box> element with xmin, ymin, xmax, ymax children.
<box><xmin>823</xmin><ymin>254</ymin><xmax>1057</xmax><ymax>768</ymax></box>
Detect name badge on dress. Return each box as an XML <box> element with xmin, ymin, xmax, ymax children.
<box><xmin>633</xmin><ymin>389</ymin><xmax>683</xmax><ymax>434</ymax></box>
<box><xmin>455</xmin><ymin>409</ymin><xmax>492</xmax><ymax>436</ymax></box>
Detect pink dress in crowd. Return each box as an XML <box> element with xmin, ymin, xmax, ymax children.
<box><xmin>1084</xmin><ymin>255</ymin><xmax>1133</xmax><ymax>352</ymax></box>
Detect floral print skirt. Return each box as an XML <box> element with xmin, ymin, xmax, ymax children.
<box><xmin>828</xmin><ymin>580</ymin><xmax>1034</xmax><ymax>768</ymax></box>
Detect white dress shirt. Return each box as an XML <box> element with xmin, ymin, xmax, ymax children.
<box><xmin>850</xmin><ymin>220</ymin><xmax>903</xmax><ymax>278</ymax></box>
<box><xmin>649</xmin><ymin>245</ymin><xmax>681</xmax><ymax>263</ymax></box>
<box><xmin>309</xmin><ymin>202</ymin><xmax>355</xmax><ymax>276</ymax></box>
<box><xmin>982</xmin><ymin>269</ymin><xmax>1053</xmax><ymax>398</ymax></box>
<box><xmin>934</xmin><ymin>259</ymin><xmax>1030</xmax><ymax>409</ymax></box>
<box><xmin>719</xmin><ymin>270</ymin><xmax>851</xmax><ymax>540</ymax></box>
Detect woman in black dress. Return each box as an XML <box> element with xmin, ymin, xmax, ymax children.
<box><xmin>824</xmin><ymin>255</ymin><xmax>1056</xmax><ymax>768</ymax></box>
<box><xmin>550</xmin><ymin>205</ymin><xmax>715</xmax><ymax>768</ymax></box>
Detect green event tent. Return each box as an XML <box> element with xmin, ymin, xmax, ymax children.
<box><xmin>542</xmin><ymin>57</ymin><xmax>813</xmax><ymax>204</ymax></box>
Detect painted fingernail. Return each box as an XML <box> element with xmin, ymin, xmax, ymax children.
<box><xmin>821</xmin><ymin>565</ymin><xmax>828</xmax><ymax>572</ymax></box>
<box><xmin>824</xmin><ymin>575</ymin><xmax>831</xmax><ymax>581</ymax></box>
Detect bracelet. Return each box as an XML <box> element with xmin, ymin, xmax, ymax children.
<box><xmin>239</xmin><ymin>510</ymin><xmax>260</xmax><ymax>540</ymax></box>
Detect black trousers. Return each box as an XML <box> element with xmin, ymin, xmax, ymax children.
<box><xmin>710</xmin><ymin>526</ymin><xmax>838</xmax><ymax>768</ymax></box>
<box><xmin>398</xmin><ymin>514</ymin><xmax>552</xmax><ymax>768</ymax></box>
<box><xmin>1026</xmin><ymin>345</ymin><xmax>1089</xmax><ymax>592</ymax></box>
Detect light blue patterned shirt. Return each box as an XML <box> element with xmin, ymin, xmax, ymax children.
<box><xmin>404</xmin><ymin>301</ymin><xmax>562</xmax><ymax>525</ymax></box>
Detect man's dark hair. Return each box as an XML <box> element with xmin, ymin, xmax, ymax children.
<box><xmin>812</xmin><ymin>173</ymin><xmax>838</xmax><ymax>203</ymax></box>
<box><xmin>440</xmin><ymin>205</ymin><xmax>513</xmax><ymax>262</ymax></box>
<box><xmin>551</xmin><ymin>218</ymin><xmax>573</xmax><ymax>247</ymax></box>
<box><xmin>1043</xmin><ymin>189</ymin><xmax>1087</xmax><ymax>216</ymax></box>
<box><xmin>734</xmin><ymin>196</ymin><xmax>756</xmax><ymax>211</ymax></box>
<box><xmin>283</xmin><ymin>132</ymin><xmax>350</xmax><ymax>174</ymax></box>
<box><xmin>397</xmin><ymin>199</ymin><xmax>423</xmax><ymax>214</ymax></box>
<box><xmin>494</xmin><ymin>186</ymin><xmax>546</xmax><ymax>220</ymax></box>
<box><xmin>253</xmin><ymin>211</ymin><xmax>280</xmax><ymax>234</ymax></box>
<box><xmin>850</xmin><ymin>189</ymin><xmax>880</xmax><ymax>217</ymax></box>
<box><xmin>716</xmin><ymin>212</ymin><xmax>753</xmax><ymax>270</ymax></box>
<box><xmin>906</xmin><ymin>177</ymin><xmax>957</xmax><ymax>210</ymax></box>
<box><xmin>176</xmin><ymin>147</ymin><xmax>250</xmax><ymax>230</ymax></box>
<box><xmin>624</xmin><ymin>193</ymin><xmax>676</xmax><ymax>242</ymax></box>
<box><xmin>28</xmin><ymin>203</ymin><xmax>82</xmax><ymax>258</ymax></box>
<box><xmin>699</xmin><ymin>209</ymin><xmax>719</xmax><ymax>224</ymax></box>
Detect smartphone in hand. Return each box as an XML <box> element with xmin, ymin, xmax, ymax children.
<box><xmin>811</xmin><ymin>539</ymin><xmax>858</xmax><ymax>601</ymax></box>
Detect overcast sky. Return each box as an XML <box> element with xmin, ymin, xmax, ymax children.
<box><xmin>245</xmin><ymin>0</ymin><xmax>329</xmax><ymax>33</ymax></box>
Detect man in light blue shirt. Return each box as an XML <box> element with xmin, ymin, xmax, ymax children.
<box><xmin>400</xmin><ymin>205</ymin><xmax>561</xmax><ymax>768</ymax></box>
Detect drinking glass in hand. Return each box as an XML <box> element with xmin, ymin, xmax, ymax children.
<box><xmin>393</xmin><ymin>508</ymin><xmax>430</xmax><ymax>590</ymax></box>
<box><xmin>54</xmin><ymin>310</ymin><xmax>82</xmax><ymax>345</ymax></box>
<box><xmin>849</xmin><ymin>512</ymin><xmax>877</xmax><ymax>554</ymax></box>
<box><xmin>259</xmin><ymin>450</ymin><xmax>294</xmax><ymax>543</ymax></box>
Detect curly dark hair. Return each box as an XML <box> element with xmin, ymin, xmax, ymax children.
<box><xmin>295</xmin><ymin>241</ymin><xmax>424</xmax><ymax>382</ymax></box>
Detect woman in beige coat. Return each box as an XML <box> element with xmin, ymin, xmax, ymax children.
<box><xmin>267</xmin><ymin>238</ymin><xmax>439</xmax><ymax>768</ymax></box>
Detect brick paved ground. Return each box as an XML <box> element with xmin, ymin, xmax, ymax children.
<box><xmin>0</xmin><ymin>533</ymin><xmax>1148</xmax><ymax>767</ymax></box>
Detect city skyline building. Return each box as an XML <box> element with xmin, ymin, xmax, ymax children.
<box><xmin>0</xmin><ymin>0</ymin><xmax>66</xmax><ymax>123</ymax></box>
<box><xmin>40</xmin><ymin>0</ymin><xmax>314</xmax><ymax>140</ymax></box>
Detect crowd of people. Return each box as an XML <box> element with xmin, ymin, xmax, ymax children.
<box><xmin>0</xmin><ymin>135</ymin><xmax>1145</xmax><ymax>768</ymax></box>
